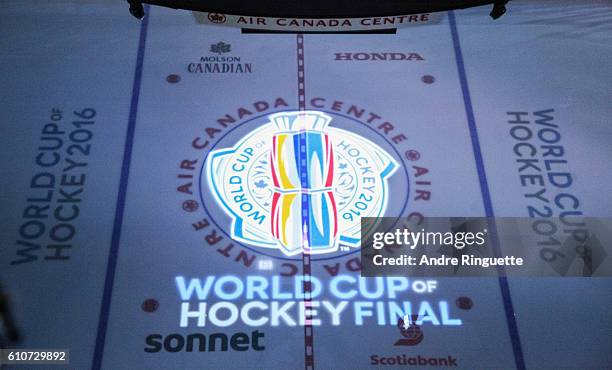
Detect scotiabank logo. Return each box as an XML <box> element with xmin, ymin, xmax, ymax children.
<box><xmin>371</xmin><ymin>354</ymin><xmax>458</xmax><ymax>367</ymax></box>
<box><xmin>395</xmin><ymin>315</ymin><xmax>423</xmax><ymax>346</ymax></box>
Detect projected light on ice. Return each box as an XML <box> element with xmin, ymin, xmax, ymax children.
<box><xmin>206</xmin><ymin>111</ymin><xmax>398</xmax><ymax>256</ymax></box>
<box><xmin>175</xmin><ymin>276</ymin><xmax>460</xmax><ymax>328</ymax></box>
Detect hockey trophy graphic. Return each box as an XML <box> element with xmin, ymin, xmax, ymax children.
<box><xmin>206</xmin><ymin>110</ymin><xmax>398</xmax><ymax>257</ymax></box>
<box><xmin>269</xmin><ymin>111</ymin><xmax>338</xmax><ymax>255</ymax></box>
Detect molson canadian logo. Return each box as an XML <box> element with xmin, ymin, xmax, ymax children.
<box><xmin>205</xmin><ymin>111</ymin><xmax>397</xmax><ymax>256</ymax></box>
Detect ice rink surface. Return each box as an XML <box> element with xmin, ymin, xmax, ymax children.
<box><xmin>1</xmin><ymin>1</ymin><xmax>611</xmax><ymax>369</ymax></box>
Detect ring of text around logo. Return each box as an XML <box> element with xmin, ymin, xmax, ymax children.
<box><xmin>198</xmin><ymin>110</ymin><xmax>411</xmax><ymax>262</ymax></box>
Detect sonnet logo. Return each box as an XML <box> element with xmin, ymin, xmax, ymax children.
<box><xmin>144</xmin><ymin>331</ymin><xmax>265</xmax><ymax>353</ymax></box>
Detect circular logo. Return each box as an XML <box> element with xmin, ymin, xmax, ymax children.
<box><xmin>207</xmin><ymin>13</ymin><xmax>227</xmax><ymax>24</ymax></box>
<box><xmin>204</xmin><ymin>111</ymin><xmax>398</xmax><ymax>257</ymax></box>
<box><xmin>396</xmin><ymin>316</ymin><xmax>424</xmax><ymax>346</ymax></box>
<box><xmin>180</xmin><ymin>103</ymin><xmax>432</xmax><ymax>265</ymax></box>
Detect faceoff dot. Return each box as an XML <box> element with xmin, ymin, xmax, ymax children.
<box><xmin>421</xmin><ymin>75</ymin><xmax>435</xmax><ymax>84</ymax></box>
<box><xmin>166</xmin><ymin>74</ymin><xmax>181</xmax><ymax>83</ymax></box>
<box><xmin>142</xmin><ymin>299</ymin><xmax>159</xmax><ymax>313</ymax></box>
<box><xmin>456</xmin><ymin>296</ymin><xmax>473</xmax><ymax>310</ymax></box>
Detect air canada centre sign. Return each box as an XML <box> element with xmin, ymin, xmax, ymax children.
<box><xmin>193</xmin><ymin>12</ymin><xmax>442</xmax><ymax>32</ymax></box>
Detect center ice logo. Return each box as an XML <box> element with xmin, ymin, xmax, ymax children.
<box><xmin>205</xmin><ymin>111</ymin><xmax>397</xmax><ymax>256</ymax></box>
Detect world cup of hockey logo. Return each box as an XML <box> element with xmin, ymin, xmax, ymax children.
<box><xmin>206</xmin><ymin>111</ymin><xmax>397</xmax><ymax>256</ymax></box>
<box><xmin>269</xmin><ymin>112</ymin><xmax>338</xmax><ymax>255</ymax></box>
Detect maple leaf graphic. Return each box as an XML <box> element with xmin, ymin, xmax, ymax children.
<box><xmin>210</xmin><ymin>42</ymin><xmax>231</xmax><ymax>55</ymax></box>
<box><xmin>254</xmin><ymin>180</ymin><xmax>267</xmax><ymax>189</ymax></box>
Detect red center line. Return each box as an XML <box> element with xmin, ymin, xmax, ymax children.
<box><xmin>296</xmin><ymin>33</ymin><xmax>315</xmax><ymax>370</ymax></box>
